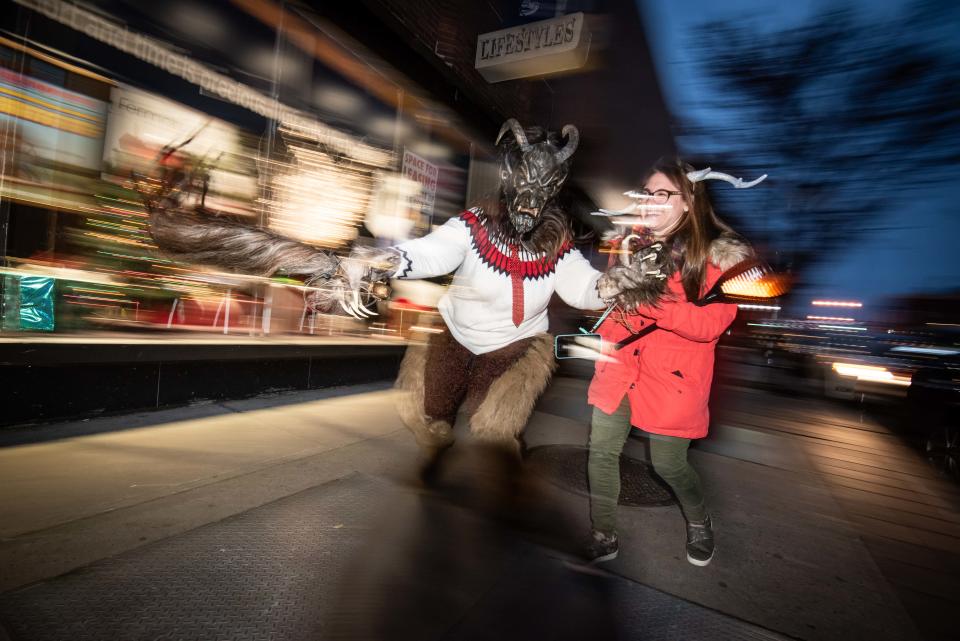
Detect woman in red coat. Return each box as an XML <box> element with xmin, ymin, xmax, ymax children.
<box><xmin>585</xmin><ymin>157</ymin><xmax>753</xmax><ymax>566</ymax></box>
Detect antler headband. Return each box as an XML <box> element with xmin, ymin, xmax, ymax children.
<box><xmin>685</xmin><ymin>167</ymin><xmax>767</xmax><ymax>189</ymax></box>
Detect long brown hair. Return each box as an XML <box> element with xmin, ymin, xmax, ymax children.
<box><xmin>647</xmin><ymin>156</ymin><xmax>738</xmax><ymax>302</ymax></box>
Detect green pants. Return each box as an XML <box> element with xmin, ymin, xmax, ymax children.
<box><xmin>588</xmin><ymin>398</ymin><xmax>707</xmax><ymax>534</ymax></box>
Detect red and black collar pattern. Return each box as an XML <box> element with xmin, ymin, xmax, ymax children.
<box><xmin>460</xmin><ymin>209</ymin><xmax>573</xmax><ymax>281</ymax></box>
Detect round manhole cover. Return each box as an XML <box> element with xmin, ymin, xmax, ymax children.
<box><xmin>525</xmin><ymin>445</ymin><xmax>676</xmax><ymax>507</ymax></box>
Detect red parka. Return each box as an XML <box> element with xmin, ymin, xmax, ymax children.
<box><xmin>587</xmin><ymin>262</ymin><xmax>737</xmax><ymax>439</ymax></box>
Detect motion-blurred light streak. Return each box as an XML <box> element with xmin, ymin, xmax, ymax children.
<box><xmin>831</xmin><ymin>362</ymin><xmax>911</xmax><ymax>386</ymax></box>
<box><xmin>812</xmin><ymin>300</ymin><xmax>863</xmax><ymax>308</ymax></box>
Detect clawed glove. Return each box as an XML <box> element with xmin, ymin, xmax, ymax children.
<box><xmin>305</xmin><ymin>246</ymin><xmax>400</xmax><ymax>319</ymax></box>
<box><xmin>597</xmin><ymin>241</ymin><xmax>674</xmax><ymax>310</ymax></box>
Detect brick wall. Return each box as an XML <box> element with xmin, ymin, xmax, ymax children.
<box><xmin>359</xmin><ymin>0</ymin><xmax>550</xmax><ymax>123</ymax></box>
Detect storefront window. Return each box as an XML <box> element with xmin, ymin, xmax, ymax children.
<box><xmin>1</xmin><ymin>0</ymin><xmax>473</xmax><ymax>341</ymax></box>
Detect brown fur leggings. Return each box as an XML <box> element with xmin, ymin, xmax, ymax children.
<box><xmin>422</xmin><ymin>330</ymin><xmax>535</xmax><ymax>427</ymax></box>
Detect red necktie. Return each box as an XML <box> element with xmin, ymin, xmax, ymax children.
<box><xmin>509</xmin><ymin>245</ymin><xmax>524</xmax><ymax>327</ymax></box>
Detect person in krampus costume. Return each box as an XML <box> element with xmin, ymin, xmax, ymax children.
<box><xmin>136</xmin><ymin>120</ymin><xmax>650</xmax><ymax>472</ymax></box>
<box><xmin>390</xmin><ymin>119</ymin><xmax>627</xmax><ymax>470</ymax></box>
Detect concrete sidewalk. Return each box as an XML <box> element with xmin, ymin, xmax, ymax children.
<box><xmin>0</xmin><ymin>378</ymin><xmax>925</xmax><ymax>640</ymax></box>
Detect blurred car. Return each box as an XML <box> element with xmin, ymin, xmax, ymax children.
<box><xmin>745</xmin><ymin>319</ymin><xmax>958</xmax><ymax>402</ymax></box>
<box><xmin>721</xmin><ymin>316</ymin><xmax>960</xmax><ymax>477</ymax></box>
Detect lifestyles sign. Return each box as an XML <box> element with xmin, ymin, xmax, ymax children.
<box><xmin>475</xmin><ymin>13</ymin><xmax>591</xmax><ymax>83</ymax></box>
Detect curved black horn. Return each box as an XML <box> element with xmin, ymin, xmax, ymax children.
<box><xmin>554</xmin><ymin>124</ymin><xmax>579</xmax><ymax>164</ymax></box>
<box><xmin>496</xmin><ymin>118</ymin><xmax>530</xmax><ymax>150</ymax></box>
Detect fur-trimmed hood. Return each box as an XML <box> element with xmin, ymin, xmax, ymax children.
<box><xmin>709</xmin><ymin>233</ymin><xmax>755</xmax><ymax>271</ymax></box>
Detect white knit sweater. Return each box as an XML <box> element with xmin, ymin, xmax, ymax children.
<box><xmin>393</xmin><ymin>209</ymin><xmax>604</xmax><ymax>354</ymax></box>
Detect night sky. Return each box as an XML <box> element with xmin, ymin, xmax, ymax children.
<box><xmin>638</xmin><ymin>0</ymin><xmax>960</xmax><ymax>314</ymax></box>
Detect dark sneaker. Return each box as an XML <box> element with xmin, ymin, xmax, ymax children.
<box><xmin>686</xmin><ymin>516</ymin><xmax>715</xmax><ymax>566</ymax></box>
<box><xmin>585</xmin><ymin>529</ymin><xmax>619</xmax><ymax>564</ymax></box>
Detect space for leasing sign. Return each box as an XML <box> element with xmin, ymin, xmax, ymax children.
<box><xmin>402</xmin><ymin>150</ymin><xmax>439</xmax><ymax>216</ymax></box>
<box><xmin>475</xmin><ymin>13</ymin><xmax>591</xmax><ymax>83</ymax></box>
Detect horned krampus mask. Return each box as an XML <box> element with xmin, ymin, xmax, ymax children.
<box><xmin>496</xmin><ymin>118</ymin><xmax>579</xmax><ymax>234</ymax></box>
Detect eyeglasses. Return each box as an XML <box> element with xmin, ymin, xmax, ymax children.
<box><xmin>638</xmin><ymin>189</ymin><xmax>682</xmax><ymax>205</ymax></box>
